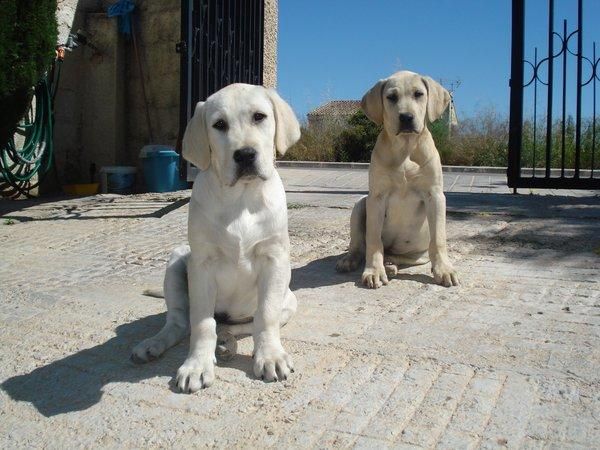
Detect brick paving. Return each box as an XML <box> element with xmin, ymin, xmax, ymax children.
<box><xmin>0</xmin><ymin>168</ymin><xmax>598</xmax><ymax>448</ymax></box>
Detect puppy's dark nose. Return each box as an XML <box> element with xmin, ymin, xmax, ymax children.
<box><xmin>233</xmin><ymin>147</ymin><xmax>257</xmax><ymax>166</ymax></box>
<box><xmin>399</xmin><ymin>113</ymin><xmax>414</xmax><ymax>125</ymax></box>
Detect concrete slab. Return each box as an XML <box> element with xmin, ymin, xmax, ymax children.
<box><xmin>0</xmin><ymin>168</ymin><xmax>598</xmax><ymax>448</ymax></box>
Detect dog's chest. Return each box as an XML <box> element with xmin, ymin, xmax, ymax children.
<box><xmin>216</xmin><ymin>207</ymin><xmax>280</xmax><ymax>259</ymax></box>
<box><xmin>385</xmin><ymin>159</ymin><xmax>427</xmax><ymax>193</ymax></box>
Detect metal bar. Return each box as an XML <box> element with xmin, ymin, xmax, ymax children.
<box><xmin>226</xmin><ymin>0</ymin><xmax>232</xmax><ymax>84</ymax></box>
<box><xmin>246</xmin><ymin>0</ymin><xmax>256</xmax><ymax>84</ymax></box>
<box><xmin>231</xmin><ymin>0</ymin><xmax>236</xmax><ymax>82</ymax></box>
<box><xmin>507</xmin><ymin>0</ymin><xmax>525</xmax><ymax>188</ymax></box>
<box><xmin>245</xmin><ymin>0</ymin><xmax>251</xmax><ymax>82</ymax></box>
<box><xmin>592</xmin><ymin>42</ymin><xmax>597</xmax><ymax>177</ymax></box>
<box><xmin>216</xmin><ymin>0</ymin><xmax>221</xmax><ymax>90</ymax></box>
<box><xmin>255</xmin><ymin>0</ymin><xmax>259</xmax><ymax>83</ymax></box>
<box><xmin>247</xmin><ymin>0</ymin><xmax>252</xmax><ymax>83</ymax></box>
<box><xmin>561</xmin><ymin>19</ymin><xmax>567</xmax><ymax>178</ymax></box>
<box><xmin>210</xmin><ymin>0</ymin><xmax>214</xmax><ymax>92</ymax></box>
<box><xmin>574</xmin><ymin>0</ymin><xmax>583</xmax><ymax>177</ymax></box>
<box><xmin>545</xmin><ymin>0</ymin><xmax>554</xmax><ymax>178</ymax></box>
<box><xmin>259</xmin><ymin>0</ymin><xmax>264</xmax><ymax>85</ymax></box>
<box><xmin>533</xmin><ymin>47</ymin><xmax>538</xmax><ymax>177</ymax></box>
<box><xmin>236</xmin><ymin>0</ymin><xmax>244</xmax><ymax>82</ymax></box>
<box><xmin>177</xmin><ymin>0</ymin><xmax>191</xmax><ymax>179</ymax></box>
<box><xmin>204</xmin><ymin>0</ymin><xmax>210</xmax><ymax>97</ymax></box>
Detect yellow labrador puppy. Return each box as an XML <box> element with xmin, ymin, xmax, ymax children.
<box><xmin>131</xmin><ymin>84</ymin><xmax>300</xmax><ymax>392</ymax></box>
<box><xmin>336</xmin><ymin>71</ymin><xmax>459</xmax><ymax>288</ymax></box>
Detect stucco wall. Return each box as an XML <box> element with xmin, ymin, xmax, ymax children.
<box><xmin>126</xmin><ymin>1</ymin><xmax>181</xmax><ymax>171</ymax></box>
<box><xmin>52</xmin><ymin>0</ymin><xmax>277</xmax><ymax>189</ymax></box>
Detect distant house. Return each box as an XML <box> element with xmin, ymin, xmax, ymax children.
<box><xmin>307</xmin><ymin>100</ymin><xmax>361</xmax><ymax>130</ymax></box>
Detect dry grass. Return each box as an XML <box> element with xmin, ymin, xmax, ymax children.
<box><xmin>283</xmin><ymin>118</ymin><xmax>348</xmax><ymax>162</ymax></box>
<box><xmin>433</xmin><ymin>107</ymin><xmax>509</xmax><ymax>167</ymax></box>
<box><xmin>282</xmin><ymin>108</ymin><xmax>597</xmax><ymax>170</ymax></box>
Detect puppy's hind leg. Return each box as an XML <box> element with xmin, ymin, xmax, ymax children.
<box><xmin>131</xmin><ymin>245</ymin><xmax>191</xmax><ymax>364</ymax></box>
<box><xmin>382</xmin><ymin>251</ymin><xmax>430</xmax><ymax>280</ymax></box>
<box><xmin>336</xmin><ymin>196</ymin><xmax>366</xmax><ymax>273</ymax></box>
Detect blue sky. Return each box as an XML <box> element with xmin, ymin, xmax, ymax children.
<box><xmin>277</xmin><ymin>0</ymin><xmax>600</xmax><ymax>123</ymax></box>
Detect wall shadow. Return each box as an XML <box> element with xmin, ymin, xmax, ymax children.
<box><xmin>0</xmin><ymin>196</ymin><xmax>189</xmax><ymax>221</ymax></box>
<box><xmin>445</xmin><ymin>192</ymin><xmax>600</xmax><ymax>220</ymax></box>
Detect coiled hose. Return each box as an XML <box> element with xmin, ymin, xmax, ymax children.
<box><xmin>0</xmin><ymin>64</ymin><xmax>58</xmax><ymax>199</ymax></box>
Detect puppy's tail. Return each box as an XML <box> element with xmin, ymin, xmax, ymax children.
<box><xmin>142</xmin><ymin>288</ymin><xmax>165</xmax><ymax>298</ymax></box>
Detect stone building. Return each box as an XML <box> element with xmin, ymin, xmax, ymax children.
<box><xmin>306</xmin><ymin>100</ymin><xmax>361</xmax><ymax>131</ymax></box>
<box><xmin>52</xmin><ymin>0</ymin><xmax>277</xmax><ymax>188</ymax></box>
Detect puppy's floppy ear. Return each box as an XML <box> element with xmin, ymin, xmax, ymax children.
<box><xmin>361</xmin><ymin>78</ymin><xmax>387</xmax><ymax>125</ymax></box>
<box><xmin>182</xmin><ymin>101</ymin><xmax>211</xmax><ymax>170</ymax></box>
<box><xmin>266</xmin><ymin>89</ymin><xmax>301</xmax><ymax>156</ymax></box>
<box><xmin>422</xmin><ymin>76</ymin><xmax>451</xmax><ymax>123</ymax></box>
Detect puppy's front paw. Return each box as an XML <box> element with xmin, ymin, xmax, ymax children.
<box><xmin>431</xmin><ymin>260</ymin><xmax>459</xmax><ymax>287</ymax></box>
<box><xmin>362</xmin><ymin>265</ymin><xmax>389</xmax><ymax>289</ymax></box>
<box><xmin>253</xmin><ymin>343</ymin><xmax>294</xmax><ymax>382</ymax></box>
<box><xmin>175</xmin><ymin>354</ymin><xmax>216</xmax><ymax>393</ymax></box>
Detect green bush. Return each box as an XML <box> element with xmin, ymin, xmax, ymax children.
<box><xmin>0</xmin><ymin>0</ymin><xmax>57</xmax><ymax>147</ymax></box>
<box><xmin>333</xmin><ymin>111</ymin><xmax>381</xmax><ymax>162</ymax></box>
<box><xmin>0</xmin><ymin>0</ymin><xmax>57</xmax><ymax>95</ymax></box>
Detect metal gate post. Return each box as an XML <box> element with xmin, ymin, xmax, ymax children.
<box><xmin>507</xmin><ymin>0</ymin><xmax>525</xmax><ymax>188</ymax></box>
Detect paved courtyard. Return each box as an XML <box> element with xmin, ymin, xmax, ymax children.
<box><xmin>0</xmin><ymin>167</ymin><xmax>599</xmax><ymax>448</ymax></box>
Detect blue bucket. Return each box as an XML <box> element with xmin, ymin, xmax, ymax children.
<box><xmin>100</xmin><ymin>166</ymin><xmax>137</xmax><ymax>194</ymax></box>
<box><xmin>140</xmin><ymin>146</ymin><xmax>188</xmax><ymax>193</ymax></box>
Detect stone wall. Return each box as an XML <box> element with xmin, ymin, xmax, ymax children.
<box><xmin>263</xmin><ymin>0</ymin><xmax>278</xmax><ymax>89</ymax></box>
<box><xmin>51</xmin><ymin>0</ymin><xmax>277</xmax><ymax>189</ymax></box>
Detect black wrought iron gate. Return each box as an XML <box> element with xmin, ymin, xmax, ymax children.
<box><xmin>508</xmin><ymin>0</ymin><xmax>599</xmax><ymax>189</ymax></box>
<box><xmin>178</xmin><ymin>0</ymin><xmax>265</xmax><ymax>179</ymax></box>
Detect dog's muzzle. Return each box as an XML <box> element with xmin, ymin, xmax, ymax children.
<box><xmin>397</xmin><ymin>112</ymin><xmax>418</xmax><ymax>134</ymax></box>
<box><xmin>233</xmin><ymin>147</ymin><xmax>261</xmax><ymax>181</ymax></box>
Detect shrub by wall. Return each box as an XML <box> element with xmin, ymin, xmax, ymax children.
<box><xmin>0</xmin><ymin>0</ymin><xmax>57</xmax><ymax>147</ymax></box>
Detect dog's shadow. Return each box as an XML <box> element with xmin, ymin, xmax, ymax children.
<box><xmin>291</xmin><ymin>254</ymin><xmax>355</xmax><ymax>290</ymax></box>
<box><xmin>1</xmin><ymin>254</ymin><xmax>434</xmax><ymax>417</ymax></box>
<box><xmin>291</xmin><ymin>253</ymin><xmax>436</xmax><ymax>290</ymax></box>
<box><xmin>2</xmin><ymin>313</ymin><xmax>256</xmax><ymax>417</ymax></box>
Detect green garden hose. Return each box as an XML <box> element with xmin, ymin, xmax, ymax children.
<box><xmin>0</xmin><ymin>69</ymin><xmax>56</xmax><ymax>199</ymax></box>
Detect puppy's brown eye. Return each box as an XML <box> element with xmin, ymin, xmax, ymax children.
<box><xmin>414</xmin><ymin>91</ymin><xmax>424</xmax><ymax>98</ymax></box>
<box><xmin>253</xmin><ymin>112</ymin><xmax>266</xmax><ymax>122</ymax></box>
<box><xmin>386</xmin><ymin>94</ymin><xmax>398</xmax><ymax>102</ymax></box>
<box><xmin>213</xmin><ymin>119</ymin><xmax>228</xmax><ymax>131</ymax></box>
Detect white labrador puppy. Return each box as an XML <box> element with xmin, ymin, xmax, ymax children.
<box><xmin>336</xmin><ymin>71</ymin><xmax>459</xmax><ymax>288</ymax></box>
<box><xmin>131</xmin><ymin>83</ymin><xmax>301</xmax><ymax>392</ymax></box>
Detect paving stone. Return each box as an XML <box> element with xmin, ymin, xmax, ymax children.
<box><xmin>0</xmin><ymin>168</ymin><xmax>598</xmax><ymax>447</ymax></box>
